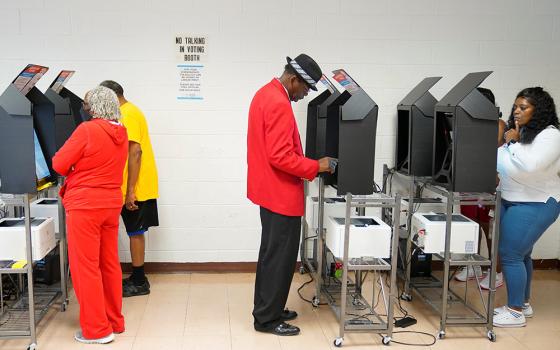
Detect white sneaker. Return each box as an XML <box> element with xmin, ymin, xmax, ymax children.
<box><xmin>522</xmin><ymin>303</ymin><xmax>533</xmax><ymax>318</ymax></box>
<box><xmin>454</xmin><ymin>266</ymin><xmax>482</xmax><ymax>282</ymax></box>
<box><xmin>74</xmin><ymin>331</ymin><xmax>115</xmax><ymax>344</ymax></box>
<box><xmin>494</xmin><ymin>303</ymin><xmax>533</xmax><ymax>318</ymax></box>
<box><xmin>493</xmin><ymin>307</ymin><xmax>526</xmax><ymax>328</ymax></box>
<box><xmin>480</xmin><ymin>272</ymin><xmax>504</xmax><ymax>290</ymax></box>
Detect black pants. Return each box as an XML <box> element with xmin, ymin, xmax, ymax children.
<box><xmin>253</xmin><ymin>207</ymin><xmax>301</xmax><ymax>330</ymax></box>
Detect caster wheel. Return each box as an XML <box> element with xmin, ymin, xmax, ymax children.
<box><xmin>299</xmin><ymin>266</ymin><xmax>306</xmax><ymax>274</ymax></box>
<box><xmin>61</xmin><ymin>302</ymin><xmax>67</xmax><ymax>312</ymax></box>
<box><xmin>382</xmin><ymin>336</ymin><xmax>391</xmax><ymax>345</ymax></box>
<box><xmin>334</xmin><ymin>337</ymin><xmax>343</xmax><ymax>347</ymax></box>
<box><xmin>487</xmin><ymin>330</ymin><xmax>496</xmax><ymax>342</ymax></box>
<box><xmin>438</xmin><ymin>331</ymin><xmax>445</xmax><ymax>340</ymax></box>
<box><xmin>27</xmin><ymin>343</ymin><xmax>37</xmax><ymax>350</ymax></box>
<box><xmin>312</xmin><ymin>296</ymin><xmax>320</xmax><ymax>308</ymax></box>
<box><xmin>400</xmin><ymin>293</ymin><xmax>412</xmax><ymax>302</ymax></box>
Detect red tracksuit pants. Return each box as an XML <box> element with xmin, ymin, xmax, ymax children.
<box><xmin>66</xmin><ymin>208</ymin><xmax>125</xmax><ymax>339</ymax></box>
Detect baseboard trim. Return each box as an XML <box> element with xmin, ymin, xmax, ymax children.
<box><xmin>121</xmin><ymin>262</ymin><xmax>259</xmax><ymax>273</ymax></box>
<box><xmin>431</xmin><ymin>258</ymin><xmax>559</xmax><ymax>271</ymax></box>
<box><xmin>121</xmin><ymin>259</ymin><xmax>559</xmax><ymax>274</ymax></box>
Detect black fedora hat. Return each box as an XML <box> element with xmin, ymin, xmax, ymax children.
<box><xmin>286</xmin><ymin>54</ymin><xmax>322</xmax><ymax>91</ymax></box>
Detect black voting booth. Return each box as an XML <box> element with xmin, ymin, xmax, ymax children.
<box><xmin>324</xmin><ymin>71</ymin><xmax>378</xmax><ymax>195</ymax></box>
<box><xmin>305</xmin><ymin>78</ymin><xmax>341</xmax><ymax>159</ymax></box>
<box><xmin>432</xmin><ymin>72</ymin><xmax>499</xmax><ymax>193</ymax></box>
<box><xmin>395</xmin><ymin>77</ymin><xmax>442</xmax><ymax>176</ymax></box>
<box><xmin>44</xmin><ymin>70</ymin><xmax>84</xmax><ymax>149</ymax></box>
<box><xmin>0</xmin><ymin>69</ymin><xmax>57</xmax><ymax>194</ymax></box>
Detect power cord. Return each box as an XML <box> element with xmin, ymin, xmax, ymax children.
<box><xmin>0</xmin><ymin>311</ymin><xmax>11</xmax><ymax>328</ymax></box>
<box><xmin>378</xmin><ymin>331</ymin><xmax>436</xmax><ymax>347</ymax></box>
<box><xmin>297</xmin><ymin>273</ymin><xmax>328</xmax><ymax>306</ymax></box>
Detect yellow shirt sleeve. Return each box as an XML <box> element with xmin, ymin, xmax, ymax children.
<box><xmin>122</xmin><ymin>113</ymin><xmax>142</xmax><ymax>144</ymax></box>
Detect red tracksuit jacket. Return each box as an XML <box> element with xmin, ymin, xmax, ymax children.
<box><xmin>247</xmin><ymin>78</ymin><xmax>319</xmax><ymax>216</ymax></box>
<box><xmin>52</xmin><ymin>118</ymin><xmax>128</xmax><ymax>211</ymax></box>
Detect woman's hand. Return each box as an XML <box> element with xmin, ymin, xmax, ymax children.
<box><xmin>504</xmin><ymin>121</ymin><xmax>521</xmax><ymax>143</ymax></box>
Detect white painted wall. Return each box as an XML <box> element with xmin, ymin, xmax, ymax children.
<box><xmin>1</xmin><ymin>0</ymin><xmax>559</xmax><ymax>261</ymax></box>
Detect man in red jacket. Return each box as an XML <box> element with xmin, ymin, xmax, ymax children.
<box><xmin>247</xmin><ymin>54</ymin><xmax>333</xmax><ymax>336</ymax></box>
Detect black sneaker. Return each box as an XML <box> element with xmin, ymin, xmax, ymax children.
<box><xmin>122</xmin><ymin>276</ymin><xmax>150</xmax><ymax>288</ymax></box>
<box><xmin>123</xmin><ymin>279</ymin><xmax>150</xmax><ymax>297</ymax></box>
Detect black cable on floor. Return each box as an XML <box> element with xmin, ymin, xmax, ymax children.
<box><xmin>379</xmin><ymin>331</ymin><xmax>436</xmax><ymax>347</ymax></box>
<box><xmin>297</xmin><ymin>273</ymin><xmax>328</xmax><ymax>305</ymax></box>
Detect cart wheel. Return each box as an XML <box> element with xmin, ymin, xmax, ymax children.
<box><xmin>333</xmin><ymin>337</ymin><xmax>343</xmax><ymax>347</ymax></box>
<box><xmin>312</xmin><ymin>296</ymin><xmax>320</xmax><ymax>308</ymax></box>
<box><xmin>27</xmin><ymin>343</ymin><xmax>37</xmax><ymax>350</ymax></box>
<box><xmin>487</xmin><ymin>330</ymin><xmax>496</xmax><ymax>342</ymax></box>
<box><xmin>382</xmin><ymin>336</ymin><xmax>391</xmax><ymax>345</ymax></box>
<box><xmin>400</xmin><ymin>293</ymin><xmax>412</xmax><ymax>302</ymax></box>
<box><xmin>61</xmin><ymin>301</ymin><xmax>67</xmax><ymax>312</ymax></box>
<box><xmin>437</xmin><ymin>330</ymin><xmax>445</xmax><ymax>340</ymax></box>
<box><xmin>299</xmin><ymin>265</ymin><xmax>306</xmax><ymax>274</ymax></box>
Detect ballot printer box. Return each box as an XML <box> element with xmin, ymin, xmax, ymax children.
<box><xmin>30</xmin><ymin>198</ymin><xmax>60</xmax><ymax>234</ymax></box>
<box><xmin>326</xmin><ymin>216</ymin><xmax>391</xmax><ymax>259</ymax></box>
<box><xmin>305</xmin><ymin>196</ymin><xmax>378</xmax><ymax>230</ymax></box>
<box><xmin>399</xmin><ymin>198</ymin><xmax>446</xmax><ymax>230</ymax></box>
<box><xmin>0</xmin><ymin>217</ymin><xmax>56</xmax><ymax>261</ymax></box>
<box><xmin>306</xmin><ymin>196</ymin><xmax>346</xmax><ymax>230</ymax></box>
<box><xmin>411</xmin><ymin>213</ymin><xmax>479</xmax><ymax>254</ymax></box>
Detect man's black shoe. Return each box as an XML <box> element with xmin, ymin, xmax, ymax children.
<box><xmin>256</xmin><ymin>322</ymin><xmax>300</xmax><ymax>336</ymax></box>
<box><xmin>281</xmin><ymin>309</ymin><xmax>298</xmax><ymax>321</ymax></box>
<box><xmin>123</xmin><ymin>279</ymin><xmax>150</xmax><ymax>298</ymax></box>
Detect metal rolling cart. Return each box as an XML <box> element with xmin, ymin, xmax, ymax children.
<box><xmin>0</xmin><ymin>190</ymin><xmax>68</xmax><ymax>350</ymax></box>
<box><xmin>305</xmin><ymin>177</ymin><xmax>401</xmax><ymax>347</ymax></box>
<box><xmin>300</xmin><ymin>180</ymin><xmax>318</xmax><ymax>275</ymax></box>
<box><xmin>386</xmin><ymin>168</ymin><xmax>500</xmax><ymax>342</ymax></box>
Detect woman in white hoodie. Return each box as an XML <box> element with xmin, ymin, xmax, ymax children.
<box><xmin>493</xmin><ymin>87</ymin><xmax>560</xmax><ymax>328</ymax></box>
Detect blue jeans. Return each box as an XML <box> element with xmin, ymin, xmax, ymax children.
<box><xmin>499</xmin><ymin>197</ymin><xmax>560</xmax><ymax>308</ymax></box>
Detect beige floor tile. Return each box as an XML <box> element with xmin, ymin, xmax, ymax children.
<box><xmin>35</xmin><ymin>336</ymin><xmax>83</xmax><ymax>350</ymax></box>
<box><xmin>6</xmin><ymin>270</ymin><xmax>559</xmax><ymax>350</ymax></box>
<box><xmin>119</xmin><ymin>299</ymin><xmax>147</xmax><ymax>338</ymax></box>
<box><xmin>137</xmin><ymin>303</ymin><xmax>187</xmax><ymax>337</ymax></box>
<box><xmin>83</xmin><ymin>336</ymin><xmax>135</xmax><ymax>350</ymax></box>
<box><xmin>228</xmin><ymin>303</ymin><xmax>256</xmax><ymax>336</ymax></box>
<box><xmin>189</xmin><ymin>284</ymin><xmax>228</xmax><ymax>306</ymax></box>
<box><xmin>184</xmin><ymin>302</ymin><xmax>230</xmax><ymax>335</ymax></box>
<box><xmin>511</xmin><ymin>329</ymin><xmax>560</xmax><ymax>350</ymax></box>
<box><xmin>182</xmin><ymin>333</ymin><xmax>232</xmax><ymax>350</ymax></box>
<box><xmin>278</xmin><ymin>331</ymin><xmax>332</xmax><ymax>350</ymax></box>
<box><xmin>231</xmin><ymin>334</ymin><xmax>281</xmax><ymax>350</ymax></box>
<box><xmin>148</xmin><ymin>273</ymin><xmax>191</xmax><ymax>292</ymax></box>
<box><xmin>226</xmin><ymin>273</ymin><xmax>255</xmax><ymax>284</ymax></box>
<box><xmin>131</xmin><ymin>337</ymin><xmax>183</xmax><ymax>350</ymax></box>
<box><xmin>190</xmin><ymin>273</ymin><xmax>228</xmax><ymax>284</ymax></box>
<box><xmin>145</xmin><ymin>289</ymin><xmax>189</xmax><ymax>306</ymax></box>
<box><xmin>227</xmin><ymin>283</ymin><xmax>254</xmax><ymax>306</ymax></box>
<box><xmin>431</xmin><ymin>335</ymin><xmax>527</xmax><ymax>350</ymax></box>
<box><xmin>39</xmin><ymin>300</ymin><xmax>81</xmax><ymax>339</ymax></box>
<box><xmin>0</xmin><ymin>338</ymin><xmax>34</xmax><ymax>350</ymax></box>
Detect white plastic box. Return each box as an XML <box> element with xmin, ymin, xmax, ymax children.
<box><xmin>305</xmin><ymin>196</ymin><xmax>378</xmax><ymax>231</ymax></box>
<box><xmin>0</xmin><ymin>217</ymin><xmax>56</xmax><ymax>261</ymax></box>
<box><xmin>411</xmin><ymin>213</ymin><xmax>479</xmax><ymax>254</ymax></box>
<box><xmin>399</xmin><ymin>198</ymin><xmax>446</xmax><ymax>229</ymax></box>
<box><xmin>326</xmin><ymin>215</ymin><xmax>392</xmax><ymax>259</ymax></box>
<box><xmin>30</xmin><ymin>198</ymin><xmax>60</xmax><ymax>234</ymax></box>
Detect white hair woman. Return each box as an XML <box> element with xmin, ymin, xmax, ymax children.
<box><xmin>53</xmin><ymin>86</ymin><xmax>128</xmax><ymax>344</ymax></box>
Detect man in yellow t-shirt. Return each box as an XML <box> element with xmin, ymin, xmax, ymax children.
<box><xmin>100</xmin><ymin>80</ymin><xmax>158</xmax><ymax>298</ymax></box>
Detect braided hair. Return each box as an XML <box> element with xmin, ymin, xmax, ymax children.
<box><xmin>507</xmin><ymin>87</ymin><xmax>558</xmax><ymax>144</ymax></box>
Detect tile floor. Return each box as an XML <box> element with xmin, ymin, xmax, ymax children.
<box><xmin>0</xmin><ymin>270</ymin><xmax>559</xmax><ymax>350</ymax></box>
